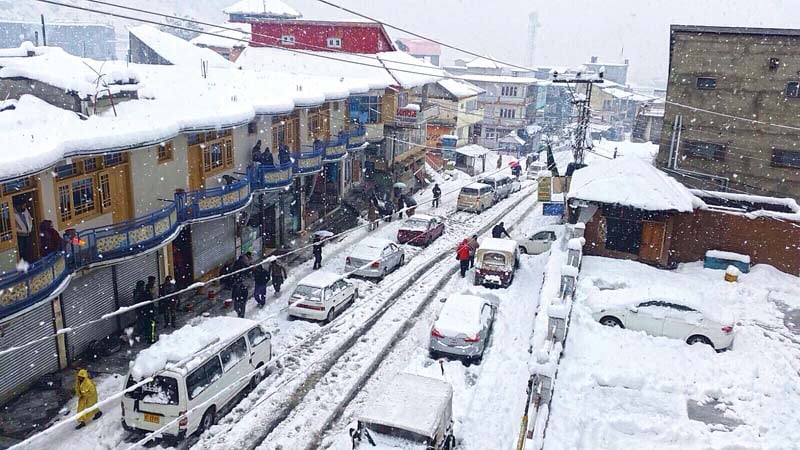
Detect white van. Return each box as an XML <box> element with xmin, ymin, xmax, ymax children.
<box><xmin>121</xmin><ymin>317</ymin><xmax>272</xmax><ymax>442</ymax></box>
<box><xmin>456</xmin><ymin>183</ymin><xmax>494</xmax><ymax>214</ymax></box>
<box><xmin>479</xmin><ymin>174</ymin><xmax>513</xmax><ymax>202</ymax></box>
<box><xmin>288</xmin><ymin>271</ymin><xmax>358</xmax><ymax>322</ymax></box>
<box><xmin>527</xmin><ymin>161</ymin><xmax>548</xmax><ymax>180</ymax></box>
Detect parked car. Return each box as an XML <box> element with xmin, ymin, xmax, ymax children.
<box><xmin>348</xmin><ymin>373</ymin><xmax>455</xmax><ymax>450</ymax></box>
<box><xmin>430</xmin><ymin>294</ymin><xmax>496</xmax><ymax>364</ymax></box>
<box><xmin>518</xmin><ymin>226</ymin><xmax>558</xmax><ymax>254</ymax></box>
<box><xmin>345</xmin><ymin>237</ymin><xmax>405</xmax><ymax>279</ymax></box>
<box><xmin>397</xmin><ymin>214</ymin><xmax>445</xmax><ymax>246</ymax></box>
<box><xmin>478</xmin><ymin>174</ymin><xmax>513</xmax><ymax>202</ymax></box>
<box><xmin>121</xmin><ymin>317</ymin><xmax>272</xmax><ymax>442</ymax></box>
<box><xmin>288</xmin><ymin>271</ymin><xmax>358</xmax><ymax>322</ymax></box>
<box><xmin>592</xmin><ymin>297</ymin><xmax>735</xmax><ymax>351</ymax></box>
<box><xmin>509</xmin><ymin>176</ymin><xmax>522</xmax><ymax>193</ymax></box>
<box><xmin>527</xmin><ymin>161</ymin><xmax>548</xmax><ymax>180</ymax></box>
<box><xmin>474</xmin><ymin>238</ymin><xmax>519</xmax><ymax>288</ymax></box>
<box><xmin>456</xmin><ymin>183</ymin><xmax>494</xmax><ymax>214</ymax></box>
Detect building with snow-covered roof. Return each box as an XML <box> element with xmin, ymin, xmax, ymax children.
<box><xmin>0</xmin><ymin>20</ymin><xmax>116</xmax><ymax>61</ymax></box>
<box><xmin>190</xmin><ymin>22</ymin><xmax>251</xmax><ymax>61</ymax></box>
<box><xmin>129</xmin><ymin>25</ymin><xmax>233</xmax><ymax>68</ymax></box>
<box><xmin>582</xmin><ymin>55</ymin><xmax>629</xmax><ymax>85</ymax></box>
<box><xmin>413</xmin><ymin>78</ymin><xmax>484</xmax><ymax>147</ymax></box>
<box><xmin>395</xmin><ymin>38</ymin><xmax>441</xmax><ymax>66</ymax></box>
<box><xmin>223</xmin><ymin>0</ymin><xmax>302</xmax><ymax>20</ymax></box>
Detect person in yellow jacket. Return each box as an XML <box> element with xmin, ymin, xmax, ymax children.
<box><xmin>74</xmin><ymin>369</ymin><xmax>102</xmax><ymax>429</ymax></box>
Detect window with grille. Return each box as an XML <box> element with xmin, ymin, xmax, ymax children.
<box><xmin>499</xmin><ymin>109</ymin><xmax>516</xmax><ymax>119</ymax></box>
<box><xmin>99</xmin><ymin>172</ymin><xmax>112</xmax><ymax>210</ymax></box>
<box><xmin>157</xmin><ymin>141</ymin><xmax>174</xmax><ymax>162</ymax></box>
<box><xmin>103</xmin><ymin>153</ymin><xmax>125</xmax><ymax>167</ymax></box>
<box><xmin>82</xmin><ymin>158</ymin><xmax>97</xmax><ymax>172</ymax></box>
<box><xmin>696</xmin><ymin>77</ymin><xmax>717</xmax><ymax>90</ymax></box>
<box><xmin>224</xmin><ymin>140</ymin><xmax>233</xmax><ymax>165</ymax></box>
<box><xmin>771</xmin><ymin>149</ymin><xmax>800</xmax><ymax>168</ymax></box>
<box><xmin>326</xmin><ymin>37</ymin><xmax>342</xmax><ymax>48</ymax></box>
<box><xmin>501</xmin><ymin>86</ymin><xmax>518</xmax><ymax>96</ymax></box>
<box><xmin>204</xmin><ymin>142</ymin><xmax>224</xmax><ymax>172</ymax></box>
<box><xmin>786</xmin><ymin>82</ymin><xmax>800</xmax><ymax>98</ymax></box>
<box><xmin>0</xmin><ymin>200</ymin><xmax>11</xmax><ymax>244</ymax></box>
<box><xmin>683</xmin><ymin>140</ymin><xmax>726</xmax><ymax>160</ymax></box>
<box><xmin>55</xmin><ymin>163</ymin><xmax>78</xmax><ymax>180</ymax></box>
<box><xmin>71</xmin><ymin>177</ymin><xmax>95</xmax><ymax>216</ymax></box>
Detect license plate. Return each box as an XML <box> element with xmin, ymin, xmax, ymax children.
<box><xmin>144</xmin><ymin>413</ymin><xmax>160</xmax><ymax>424</ymax></box>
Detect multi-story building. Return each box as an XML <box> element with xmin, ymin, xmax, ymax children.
<box><xmin>225</xmin><ymin>0</ymin><xmax>395</xmax><ymax>53</ymax></box>
<box><xmin>582</xmin><ymin>55</ymin><xmax>629</xmax><ymax>85</ymax></box>
<box><xmin>414</xmin><ymin>78</ymin><xmax>484</xmax><ymax>147</ymax></box>
<box><xmin>395</xmin><ymin>38</ymin><xmax>441</xmax><ymax>66</ymax></box>
<box><xmin>0</xmin><ymin>26</ymin><xmax>427</xmax><ymax>404</ymax></box>
<box><xmin>588</xmin><ymin>80</ymin><xmax>656</xmax><ymax>135</ymax></box>
<box><xmin>657</xmin><ymin>25</ymin><xmax>800</xmax><ymax>199</ymax></box>
<box><xmin>0</xmin><ymin>20</ymin><xmax>116</xmax><ymax>60</ymax></box>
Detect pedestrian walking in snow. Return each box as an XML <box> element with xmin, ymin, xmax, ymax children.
<box><xmin>232</xmin><ymin>254</ymin><xmax>248</xmax><ymax>284</ymax></box>
<box><xmin>159</xmin><ymin>276</ymin><xmax>178</xmax><ymax>328</ymax></box>
<box><xmin>133</xmin><ymin>280</ymin><xmax>155</xmax><ymax>342</ymax></box>
<box><xmin>253</xmin><ymin>264</ymin><xmax>269</xmax><ymax>307</ymax></box>
<box><xmin>74</xmin><ymin>368</ymin><xmax>101</xmax><ymax>429</ymax></box>
<box><xmin>270</xmin><ymin>259</ymin><xmax>287</xmax><ymax>295</ymax></box>
<box><xmin>466</xmin><ymin>234</ymin><xmax>479</xmax><ymax>269</ymax></box>
<box><xmin>456</xmin><ymin>239</ymin><xmax>471</xmax><ymax>278</ymax></box>
<box><xmin>397</xmin><ymin>195</ymin><xmax>406</xmax><ymax>219</ymax></box>
<box><xmin>432</xmin><ymin>183</ymin><xmax>442</xmax><ymax>208</ymax></box>
<box><xmin>492</xmin><ymin>222</ymin><xmax>511</xmax><ymax>239</ymax></box>
<box><xmin>312</xmin><ymin>236</ymin><xmax>323</xmax><ymax>270</ymax></box>
<box><xmin>367</xmin><ymin>201</ymin><xmax>379</xmax><ymax>231</ymax></box>
<box><xmin>496</xmin><ymin>155</ymin><xmax>503</xmax><ymax>170</ymax></box>
<box><xmin>232</xmin><ymin>279</ymin><xmax>248</xmax><ymax>318</ymax></box>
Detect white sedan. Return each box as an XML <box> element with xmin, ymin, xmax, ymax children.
<box><xmin>517</xmin><ymin>227</ymin><xmax>557</xmax><ymax>255</ymax></box>
<box><xmin>345</xmin><ymin>237</ymin><xmax>405</xmax><ymax>280</ymax></box>
<box><xmin>592</xmin><ymin>299</ymin><xmax>735</xmax><ymax>351</ymax></box>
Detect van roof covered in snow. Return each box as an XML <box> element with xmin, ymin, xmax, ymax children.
<box><xmin>130</xmin><ymin>316</ymin><xmax>259</xmax><ymax>379</ymax></box>
<box><xmin>359</xmin><ymin>373</ymin><xmax>453</xmax><ymax>439</ymax></box>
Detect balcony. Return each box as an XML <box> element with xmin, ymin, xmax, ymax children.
<box><xmin>364</xmin><ymin>123</ymin><xmax>384</xmax><ymax>142</ymax></box>
<box><xmin>73</xmin><ymin>204</ymin><xmax>180</xmax><ymax>266</ymax></box>
<box><xmin>344</xmin><ymin>124</ymin><xmax>367</xmax><ymax>148</ymax></box>
<box><xmin>177</xmin><ymin>177</ymin><xmax>252</xmax><ymax>222</ymax></box>
<box><xmin>0</xmin><ymin>251</ymin><xmax>69</xmax><ymax>317</ymax></box>
<box><xmin>250</xmin><ymin>161</ymin><xmax>293</xmax><ymax>190</ymax></box>
<box><xmin>294</xmin><ymin>145</ymin><xmax>324</xmax><ymax>174</ymax></box>
<box><xmin>323</xmin><ymin>134</ymin><xmax>348</xmax><ymax>161</ymax></box>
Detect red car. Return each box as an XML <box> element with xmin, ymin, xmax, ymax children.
<box><xmin>397</xmin><ymin>214</ymin><xmax>445</xmax><ymax>246</ymax></box>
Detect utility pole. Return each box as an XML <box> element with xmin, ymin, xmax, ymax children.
<box><xmin>551</xmin><ymin>73</ymin><xmax>603</xmax><ymax>169</ymax></box>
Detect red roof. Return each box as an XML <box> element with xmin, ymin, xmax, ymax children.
<box><xmin>396</xmin><ymin>38</ymin><xmax>441</xmax><ymax>56</ymax></box>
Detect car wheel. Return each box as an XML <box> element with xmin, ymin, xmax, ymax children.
<box><xmin>249</xmin><ymin>364</ymin><xmax>264</xmax><ymax>391</ymax></box>
<box><xmin>380</xmin><ymin>267</ymin><xmax>388</xmax><ymax>280</ymax></box>
<box><xmin>599</xmin><ymin>316</ymin><xmax>623</xmax><ymax>328</ymax></box>
<box><xmin>445</xmin><ymin>434</ymin><xmax>456</xmax><ymax>450</ymax></box>
<box><xmin>196</xmin><ymin>407</ymin><xmax>216</xmax><ymax>435</ymax></box>
<box><xmin>686</xmin><ymin>335</ymin><xmax>713</xmax><ymax>347</ymax></box>
<box><xmin>399</xmin><ymin>254</ymin><xmax>405</xmax><ymax>266</ymax></box>
<box><xmin>325</xmin><ymin>307</ymin><xmax>336</xmax><ymax>324</ymax></box>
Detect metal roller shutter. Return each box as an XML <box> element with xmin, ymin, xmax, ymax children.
<box><xmin>114</xmin><ymin>251</ymin><xmax>160</xmax><ymax>328</ymax></box>
<box><xmin>192</xmin><ymin>216</ymin><xmax>235</xmax><ymax>280</ymax></box>
<box><xmin>0</xmin><ymin>302</ymin><xmax>59</xmax><ymax>402</ymax></box>
<box><xmin>60</xmin><ymin>267</ymin><xmax>116</xmax><ymax>359</ymax></box>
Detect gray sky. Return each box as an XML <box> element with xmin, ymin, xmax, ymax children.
<box><xmin>5</xmin><ymin>0</ymin><xmax>797</xmax><ymax>86</ymax></box>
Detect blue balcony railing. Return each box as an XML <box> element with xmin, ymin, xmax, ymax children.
<box><xmin>294</xmin><ymin>145</ymin><xmax>324</xmax><ymax>174</ymax></box>
<box><xmin>176</xmin><ymin>176</ymin><xmax>251</xmax><ymax>222</ymax></box>
<box><xmin>250</xmin><ymin>161</ymin><xmax>293</xmax><ymax>190</ymax></box>
<box><xmin>344</xmin><ymin>124</ymin><xmax>367</xmax><ymax>149</ymax></box>
<box><xmin>72</xmin><ymin>204</ymin><xmax>180</xmax><ymax>267</ymax></box>
<box><xmin>0</xmin><ymin>251</ymin><xmax>69</xmax><ymax>317</ymax></box>
<box><xmin>323</xmin><ymin>134</ymin><xmax>348</xmax><ymax>161</ymax></box>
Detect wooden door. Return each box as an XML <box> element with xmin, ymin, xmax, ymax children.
<box><xmin>639</xmin><ymin>220</ymin><xmax>666</xmax><ymax>263</ymax></box>
<box><xmin>99</xmin><ymin>166</ymin><xmax>132</xmax><ymax>222</ymax></box>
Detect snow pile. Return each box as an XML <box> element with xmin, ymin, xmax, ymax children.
<box><xmin>568</xmin><ymin>156</ymin><xmax>701</xmax><ymax>212</ymax></box>
<box><xmin>591</xmin><ymin>138</ymin><xmax>659</xmax><ymax>164</ymax></box>
<box><xmin>706</xmin><ymin>250</ymin><xmax>751</xmax><ymax>264</ymax></box>
<box><xmin>129</xmin><ymin>25</ymin><xmax>232</xmax><ymax>69</ymax></box>
<box><xmin>433</xmin><ymin>294</ymin><xmax>486</xmax><ymax>337</ymax></box>
<box><xmin>130</xmin><ymin>316</ymin><xmax>257</xmax><ymax>379</ymax></box>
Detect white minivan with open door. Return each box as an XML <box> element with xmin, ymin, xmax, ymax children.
<box><xmin>121</xmin><ymin>317</ymin><xmax>272</xmax><ymax>443</ymax></box>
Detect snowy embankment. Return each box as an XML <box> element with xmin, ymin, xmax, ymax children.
<box><xmin>590</xmin><ymin>138</ymin><xmax>659</xmax><ymax>164</ymax></box>
<box><xmin>329</xmin><ymin>209</ymin><xmax>560</xmax><ymax>450</ymax></box>
<box><xmin>544</xmin><ymin>257</ymin><xmax>800</xmax><ymax>449</ymax></box>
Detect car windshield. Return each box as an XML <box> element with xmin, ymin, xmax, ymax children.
<box><xmin>461</xmin><ymin>187</ymin><xmax>479</xmax><ymax>196</ymax></box>
<box><xmin>403</xmin><ymin>219</ymin><xmax>429</xmax><ymax>231</ymax></box>
<box><xmin>364</xmin><ymin>422</ymin><xmax>431</xmax><ymax>445</ymax></box>
<box><xmin>125</xmin><ymin>375</ymin><xmax>180</xmax><ymax>405</ymax></box>
<box><xmin>294</xmin><ymin>285</ymin><xmax>322</xmax><ymax>300</ymax></box>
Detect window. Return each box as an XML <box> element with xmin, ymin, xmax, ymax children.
<box><xmin>57</xmin><ymin>176</ymin><xmax>96</xmax><ymax>223</ymax></box>
<box><xmin>220</xmin><ymin>337</ymin><xmax>248</xmax><ymax>372</ymax></box>
<box><xmin>224</xmin><ymin>140</ymin><xmax>233</xmax><ymax>166</ymax></box>
<box><xmin>484</xmin><ymin>252</ymin><xmax>506</xmax><ymax>265</ymax></box>
<box><xmin>349</xmin><ymin>96</ymin><xmax>382</xmax><ymax>124</ymax></box>
<box><xmin>199</xmin><ymin>135</ymin><xmax>234</xmax><ymax>176</ymax></box>
<box><xmin>696</xmin><ymin>77</ymin><xmax>717</xmax><ymax>90</ymax></box>
<box><xmin>248</xmin><ymin>326</ymin><xmax>269</xmax><ymax>347</ymax></box>
<box><xmin>683</xmin><ymin>140</ymin><xmax>726</xmax><ymax>160</ymax></box>
<box><xmin>272</xmin><ymin>115</ymin><xmax>298</xmax><ymax>150</ymax></box>
<box><xmin>187</xmin><ymin>357</ymin><xmax>223</xmax><ymax>400</ymax></box>
<box><xmin>82</xmin><ymin>158</ymin><xmax>97</xmax><ymax>172</ymax></box>
<box><xmin>308</xmin><ymin>106</ymin><xmax>330</xmax><ymax>139</ymax></box>
<box><xmin>501</xmin><ymin>86</ymin><xmax>518</xmax><ymax>96</ymax></box>
<box><xmin>204</xmin><ymin>142</ymin><xmax>224</xmax><ymax>172</ymax></box>
<box><xmin>54</xmin><ymin>163</ymin><xmax>78</xmax><ymax>180</ymax></box>
<box><xmin>499</xmin><ymin>109</ymin><xmax>516</xmax><ymax>119</ymax></box>
<box><xmin>604</xmin><ymin>217</ymin><xmax>641</xmax><ymax>254</ymax></box>
<box><xmin>99</xmin><ymin>172</ymin><xmax>112</xmax><ymax>210</ymax></box>
<box><xmin>157</xmin><ymin>141</ymin><xmax>174</xmax><ymax>162</ymax></box>
<box><xmin>0</xmin><ymin>200</ymin><xmax>11</xmax><ymax>246</ymax></box>
<box><xmin>103</xmin><ymin>153</ymin><xmax>124</xmax><ymax>167</ymax></box>
<box><xmin>786</xmin><ymin>82</ymin><xmax>800</xmax><ymax>98</ymax></box>
<box><xmin>281</xmin><ymin>35</ymin><xmax>295</xmax><ymax>45</ymax></box>
<box><xmin>326</xmin><ymin>37</ymin><xmax>342</xmax><ymax>48</ymax></box>
<box><xmin>771</xmin><ymin>148</ymin><xmax>800</xmax><ymax>168</ymax></box>
<box><xmin>248</xmin><ymin>121</ymin><xmax>258</xmax><ymax>134</ymax></box>
<box><xmin>125</xmin><ymin>375</ymin><xmax>179</xmax><ymax>405</ymax></box>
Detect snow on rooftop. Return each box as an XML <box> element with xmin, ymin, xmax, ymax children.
<box><xmin>129</xmin><ymin>25</ymin><xmax>233</xmax><ymax>69</ymax></box>
<box><xmin>296</xmin><ymin>270</ymin><xmax>343</xmax><ymax>288</ymax></box>
<box><xmin>458</xmin><ymin>72</ymin><xmax>538</xmax><ymax>85</ymax></box>
<box><xmin>223</xmin><ymin>0</ymin><xmax>301</xmax><ymax>18</ymax></box>
<box><xmin>436</xmin><ymin>78</ymin><xmax>483</xmax><ymax>98</ymax></box>
<box><xmin>568</xmin><ymin>156</ymin><xmax>700</xmax><ymax>212</ymax></box>
<box><xmin>0</xmin><ymin>45</ymin><xmax>140</xmax><ymax>98</ymax></box>
<box><xmin>454</xmin><ymin>144</ymin><xmax>490</xmax><ymax>157</ymax></box>
<box><xmin>359</xmin><ymin>373</ymin><xmax>453</xmax><ymax>439</ymax></box>
<box><xmin>190</xmin><ymin>22</ymin><xmax>252</xmax><ymax>49</ymax></box>
<box><xmin>479</xmin><ymin>237</ymin><xmax>518</xmax><ymax>254</ymax></box>
<box><xmin>499</xmin><ymin>131</ymin><xmax>525</xmax><ymax>145</ymax></box>
<box><xmin>466</xmin><ymin>56</ymin><xmax>507</xmax><ymax>69</ymax></box>
<box><xmin>238</xmin><ymin>46</ymin><xmax>443</xmax><ymax>90</ymax></box>
<box><xmin>130</xmin><ymin>316</ymin><xmax>259</xmax><ymax>379</ymax></box>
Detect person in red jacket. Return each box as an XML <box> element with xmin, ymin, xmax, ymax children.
<box><xmin>456</xmin><ymin>239</ymin><xmax>471</xmax><ymax>278</ymax></box>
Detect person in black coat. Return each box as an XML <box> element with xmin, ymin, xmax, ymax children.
<box><xmin>262</xmin><ymin>147</ymin><xmax>274</xmax><ymax>166</ymax></box>
<box><xmin>159</xmin><ymin>276</ymin><xmax>178</xmax><ymax>328</ymax></box>
<box><xmin>432</xmin><ymin>183</ymin><xmax>442</xmax><ymax>208</ymax></box>
<box><xmin>492</xmin><ymin>222</ymin><xmax>511</xmax><ymax>239</ymax></box>
<box><xmin>278</xmin><ymin>145</ymin><xmax>291</xmax><ymax>165</ymax></box>
<box><xmin>270</xmin><ymin>260</ymin><xmax>287</xmax><ymax>295</ymax></box>
<box><xmin>312</xmin><ymin>236</ymin><xmax>323</xmax><ymax>270</ymax></box>
<box><xmin>232</xmin><ymin>280</ymin><xmax>249</xmax><ymax>318</ymax></box>
<box><xmin>253</xmin><ymin>264</ymin><xmax>270</xmax><ymax>307</ymax></box>
<box><xmin>397</xmin><ymin>195</ymin><xmax>406</xmax><ymax>219</ymax></box>
<box><xmin>252</xmin><ymin>140</ymin><xmax>263</xmax><ymax>164</ymax></box>
<box><xmin>135</xmin><ymin>280</ymin><xmax>157</xmax><ymax>343</ymax></box>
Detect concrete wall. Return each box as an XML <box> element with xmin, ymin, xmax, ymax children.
<box><xmin>657</xmin><ymin>28</ymin><xmax>800</xmax><ymax>198</ymax></box>
<box><xmin>129</xmin><ymin>140</ymin><xmax>189</xmax><ymax>216</ymax></box>
<box><xmin>0</xmin><ymin>79</ymin><xmax>80</xmax><ymax>112</ymax></box>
